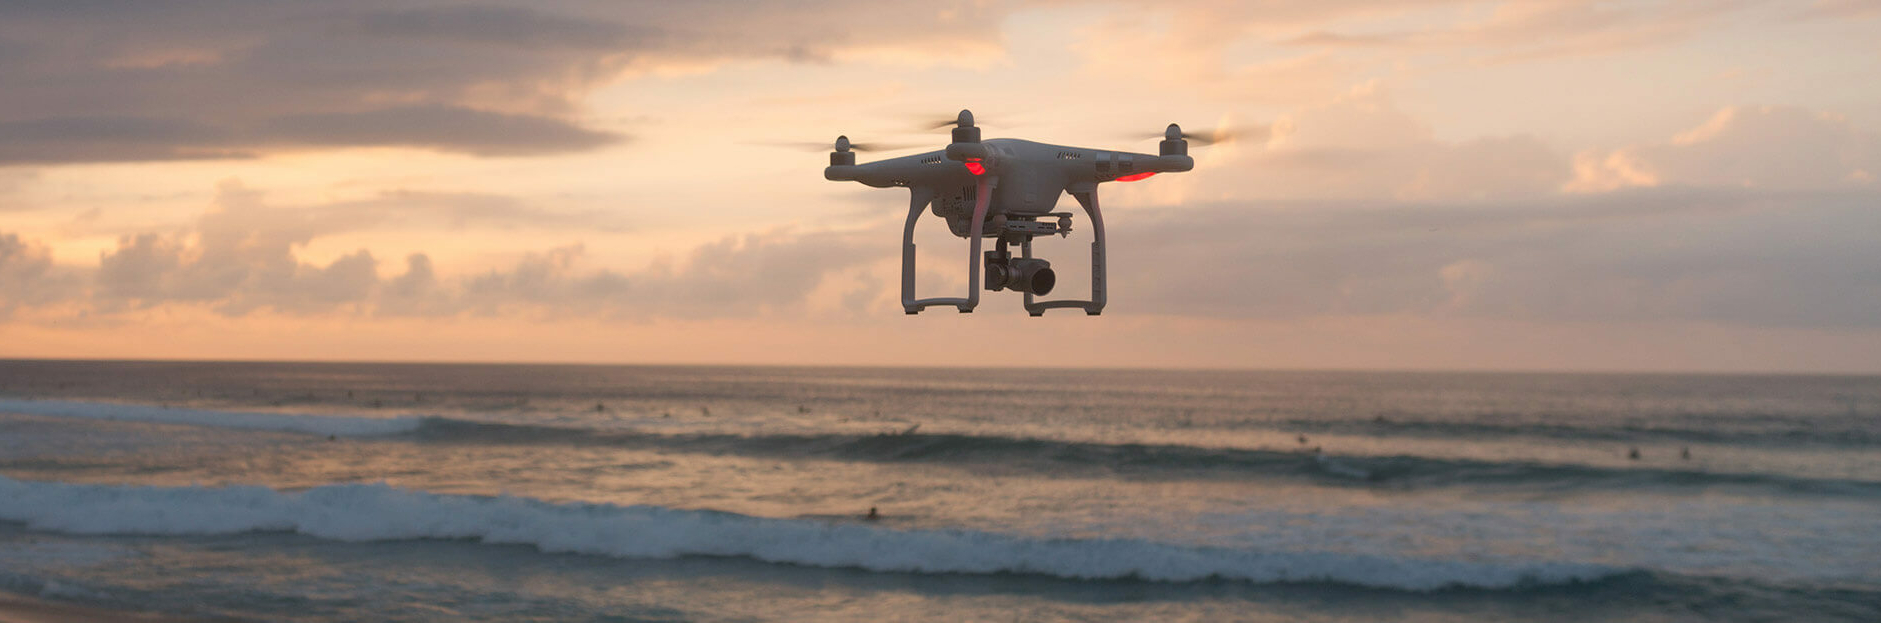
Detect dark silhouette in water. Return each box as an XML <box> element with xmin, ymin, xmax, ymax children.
<box><xmin>1681</xmin><ymin>446</ymin><xmax>1691</xmax><ymax>460</ymax></box>
<box><xmin>864</xmin><ymin>507</ymin><xmax>880</xmax><ymax>521</ymax></box>
<box><xmin>1296</xmin><ymin>434</ymin><xmax>1309</xmax><ymax>445</ymax></box>
<box><xmin>1628</xmin><ymin>447</ymin><xmax>1641</xmax><ymax>460</ymax></box>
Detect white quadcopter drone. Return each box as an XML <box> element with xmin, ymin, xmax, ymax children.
<box><xmin>823</xmin><ymin>110</ymin><xmax>1205</xmax><ymax>316</ymax></box>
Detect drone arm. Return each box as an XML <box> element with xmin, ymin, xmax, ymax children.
<box><xmin>1144</xmin><ymin>154</ymin><xmax>1194</xmax><ymax>173</ymax></box>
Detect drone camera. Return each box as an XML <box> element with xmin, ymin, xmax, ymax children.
<box><xmin>984</xmin><ymin>252</ymin><xmax>1055</xmax><ymax>296</ymax></box>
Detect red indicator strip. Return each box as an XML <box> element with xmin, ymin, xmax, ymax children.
<box><xmin>1115</xmin><ymin>172</ymin><xmax>1156</xmax><ymax>182</ymax></box>
<box><xmin>964</xmin><ymin>157</ymin><xmax>985</xmax><ymax>176</ymax></box>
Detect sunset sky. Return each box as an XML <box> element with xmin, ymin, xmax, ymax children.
<box><xmin>2</xmin><ymin>0</ymin><xmax>1878</xmax><ymax>372</ymax></box>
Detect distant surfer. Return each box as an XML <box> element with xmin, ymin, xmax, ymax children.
<box><xmin>1627</xmin><ymin>447</ymin><xmax>1641</xmax><ymax>460</ymax></box>
<box><xmin>864</xmin><ymin>507</ymin><xmax>880</xmax><ymax>521</ymax></box>
<box><xmin>1680</xmin><ymin>446</ymin><xmax>1691</xmax><ymax>460</ymax></box>
<box><xmin>1296</xmin><ymin>434</ymin><xmax>1309</xmax><ymax>446</ymax></box>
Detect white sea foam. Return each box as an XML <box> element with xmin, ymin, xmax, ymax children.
<box><xmin>0</xmin><ymin>399</ymin><xmax>423</xmax><ymax>437</ymax></box>
<box><xmin>0</xmin><ymin>476</ymin><xmax>1620</xmax><ymax>591</ymax></box>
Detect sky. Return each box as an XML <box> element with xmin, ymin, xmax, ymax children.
<box><xmin>1</xmin><ymin>0</ymin><xmax>1879</xmax><ymax>372</ymax></box>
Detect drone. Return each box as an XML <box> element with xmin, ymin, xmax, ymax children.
<box><xmin>824</xmin><ymin>110</ymin><xmax>1201</xmax><ymax>316</ymax></box>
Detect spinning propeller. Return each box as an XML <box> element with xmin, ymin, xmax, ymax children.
<box><xmin>1135</xmin><ymin>123</ymin><xmax>1265</xmax><ymax>146</ymax></box>
<box><xmin>761</xmin><ymin>137</ymin><xmax>922</xmax><ymax>153</ymax></box>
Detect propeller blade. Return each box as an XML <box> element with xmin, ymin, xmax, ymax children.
<box><xmin>754</xmin><ymin>141</ymin><xmax>841</xmax><ymax>152</ymax></box>
<box><xmin>850</xmin><ymin>141</ymin><xmax>926</xmax><ymax>152</ymax></box>
<box><xmin>1186</xmin><ymin>125</ymin><xmax>1268</xmax><ymax>145</ymax></box>
<box><xmin>1133</xmin><ymin>125</ymin><xmax>1269</xmax><ymax>146</ymax></box>
<box><xmin>751</xmin><ymin>141</ymin><xmax>925</xmax><ymax>153</ymax></box>
<box><xmin>916</xmin><ymin>109</ymin><xmax>978</xmax><ymax>131</ymax></box>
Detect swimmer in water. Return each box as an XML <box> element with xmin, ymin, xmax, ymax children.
<box><xmin>864</xmin><ymin>507</ymin><xmax>880</xmax><ymax>521</ymax></box>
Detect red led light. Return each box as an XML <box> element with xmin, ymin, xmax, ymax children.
<box><xmin>1115</xmin><ymin>172</ymin><xmax>1156</xmax><ymax>182</ymax></box>
<box><xmin>964</xmin><ymin>157</ymin><xmax>985</xmax><ymax>176</ymax></box>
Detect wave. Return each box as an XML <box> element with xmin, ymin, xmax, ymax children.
<box><xmin>1276</xmin><ymin>417</ymin><xmax>1881</xmax><ymax>448</ymax></box>
<box><xmin>0</xmin><ymin>398</ymin><xmax>424</xmax><ymax>437</ymax></box>
<box><xmin>411</xmin><ymin>419</ymin><xmax>1881</xmax><ymax>497</ymax></box>
<box><xmin>8</xmin><ymin>399</ymin><xmax>1873</xmax><ymax>496</ymax></box>
<box><xmin>0</xmin><ymin>476</ymin><xmax>1621</xmax><ymax>591</ymax></box>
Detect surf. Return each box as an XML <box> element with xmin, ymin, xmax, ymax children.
<box><xmin>0</xmin><ymin>475</ymin><xmax>1623</xmax><ymax>592</ymax></box>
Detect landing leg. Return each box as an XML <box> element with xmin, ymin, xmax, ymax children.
<box><xmin>1023</xmin><ymin>189</ymin><xmax>1106</xmax><ymax>316</ymax></box>
<box><xmin>899</xmin><ymin>188</ymin><xmax>933</xmax><ymax>314</ymax></box>
<box><xmin>902</xmin><ymin>178</ymin><xmax>993</xmax><ymax>314</ymax></box>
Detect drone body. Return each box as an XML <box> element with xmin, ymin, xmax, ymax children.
<box><xmin>824</xmin><ymin>110</ymin><xmax>1195</xmax><ymax>316</ymax></box>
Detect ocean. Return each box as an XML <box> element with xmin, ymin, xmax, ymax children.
<box><xmin>0</xmin><ymin>360</ymin><xmax>1876</xmax><ymax>621</ymax></box>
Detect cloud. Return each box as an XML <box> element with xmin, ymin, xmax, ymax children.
<box><xmin>0</xmin><ymin>232</ymin><xmax>79</xmax><ymax>314</ymax></box>
<box><xmin>93</xmin><ymin>182</ymin><xmax>380</xmax><ymax>315</ymax></box>
<box><xmin>1567</xmin><ymin>106</ymin><xmax>1881</xmax><ymax>192</ymax></box>
<box><xmin>1279</xmin><ymin>0</ymin><xmax>1753</xmax><ymax>62</ymax></box>
<box><xmin>0</xmin><ymin>169</ymin><xmax>35</xmax><ymax>202</ymax></box>
<box><xmin>4</xmin><ymin>180</ymin><xmax>1878</xmax><ymax>331</ymax></box>
<box><xmin>1110</xmin><ymin>187</ymin><xmax>1881</xmax><ymax>329</ymax></box>
<box><xmin>1195</xmin><ymin>84</ymin><xmax>1571</xmax><ymax>201</ymax></box>
<box><xmin>337</xmin><ymin>190</ymin><xmax>630</xmax><ymax>232</ymax></box>
<box><xmin>0</xmin><ymin>1</ymin><xmax>1018</xmax><ymax>164</ymax></box>
<box><xmin>344</xmin><ymin>5</ymin><xmax>648</xmax><ymax>50</ymax></box>
<box><xmin>0</xmin><ymin>116</ymin><xmax>253</xmax><ymax>165</ymax></box>
<box><xmin>15</xmin><ymin>179</ymin><xmax>882</xmax><ymax>318</ymax></box>
<box><xmin>447</xmin><ymin>227</ymin><xmax>884</xmax><ymax>318</ymax></box>
<box><xmin>259</xmin><ymin>106</ymin><xmax>619</xmax><ymax>156</ymax></box>
<box><xmin>1794</xmin><ymin>0</ymin><xmax>1881</xmax><ymax>19</ymax></box>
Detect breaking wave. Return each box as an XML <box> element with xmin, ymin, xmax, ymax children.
<box><xmin>0</xmin><ymin>476</ymin><xmax>1621</xmax><ymax>591</ymax></box>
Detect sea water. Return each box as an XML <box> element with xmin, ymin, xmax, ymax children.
<box><xmin>0</xmin><ymin>361</ymin><xmax>1876</xmax><ymax>621</ymax></box>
